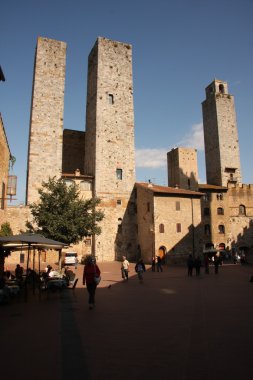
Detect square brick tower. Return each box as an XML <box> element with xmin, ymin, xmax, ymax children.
<box><xmin>202</xmin><ymin>79</ymin><xmax>242</xmax><ymax>186</ymax></box>
<box><xmin>167</xmin><ymin>147</ymin><xmax>199</xmax><ymax>191</ymax></box>
<box><xmin>85</xmin><ymin>37</ymin><xmax>136</xmax><ymax>261</ymax></box>
<box><xmin>26</xmin><ymin>37</ymin><xmax>66</xmax><ymax>204</ymax></box>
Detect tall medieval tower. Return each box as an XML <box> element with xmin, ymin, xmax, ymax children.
<box><xmin>26</xmin><ymin>37</ymin><xmax>66</xmax><ymax>204</ymax></box>
<box><xmin>84</xmin><ymin>37</ymin><xmax>136</xmax><ymax>261</ymax></box>
<box><xmin>202</xmin><ymin>79</ymin><xmax>241</xmax><ymax>187</ymax></box>
<box><xmin>167</xmin><ymin>147</ymin><xmax>199</xmax><ymax>191</ymax></box>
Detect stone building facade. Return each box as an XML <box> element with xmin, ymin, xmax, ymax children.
<box><xmin>136</xmin><ymin>183</ymin><xmax>203</xmax><ymax>264</ymax></box>
<box><xmin>2</xmin><ymin>39</ymin><xmax>253</xmax><ymax>266</ymax></box>
<box><xmin>0</xmin><ymin>113</ymin><xmax>11</xmax><ymax>223</ymax></box>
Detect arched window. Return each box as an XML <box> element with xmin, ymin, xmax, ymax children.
<box><xmin>117</xmin><ymin>218</ymin><xmax>123</xmax><ymax>233</ymax></box>
<box><xmin>159</xmin><ymin>224</ymin><xmax>165</xmax><ymax>233</ymax></box>
<box><xmin>217</xmin><ymin>207</ymin><xmax>224</xmax><ymax>215</ymax></box>
<box><xmin>204</xmin><ymin>224</ymin><xmax>210</xmax><ymax>235</ymax></box>
<box><xmin>218</xmin><ymin>225</ymin><xmax>225</xmax><ymax>234</ymax></box>
<box><xmin>219</xmin><ymin>84</ymin><xmax>225</xmax><ymax>94</ymax></box>
<box><xmin>239</xmin><ymin>204</ymin><xmax>246</xmax><ymax>216</ymax></box>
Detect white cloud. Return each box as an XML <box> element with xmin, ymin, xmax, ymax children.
<box><xmin>178</xmin><ymin>122</ymin><xmax>204</xmax><ymax>151</ymax></box>
<box><xmin>136</xmin><ymin>123</ymin><xmax>204</xmax><ymax>169</ymax></box>
<box><xmin>136</xmin><ymin>148</ymin><xmax>168</xmax><ymax>168</ymax></box>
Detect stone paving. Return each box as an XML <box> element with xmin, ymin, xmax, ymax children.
<box><xmin>1</xmin><ymin>262</ymin><xmax>253</xmax><ymax>380</ymax></box>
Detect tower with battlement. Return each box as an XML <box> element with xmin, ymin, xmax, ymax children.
<box><xmin>202</xmin><ymin>79</ymin><xmax>242</xmax><ymax>187</ymax></box>
<box><xmin>26</xmin><ymin>37</ymin><xmax>66</xmax><ymax>204</ymax></box>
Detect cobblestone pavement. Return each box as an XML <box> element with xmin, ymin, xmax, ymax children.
<box><xmin>1</xmin><ymin>262</ymin><xmax>253</xmax><ymax>380</ymax></box>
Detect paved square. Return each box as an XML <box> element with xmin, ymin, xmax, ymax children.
<box><xmin>1</xmin><ymin>262</ymin><xmax>253</xmax><ymax>380</ymax></box>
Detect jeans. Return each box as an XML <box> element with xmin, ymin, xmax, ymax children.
<box><xmin>121</xmin><ymin>268</ymin><xmax>128</xmax><ymax>280</ymax></box>
<box><xmin>137</xmin><ymin>271</ymin><xmax>143</xmax><ymax>282</ymax></box>
<box><xmin>86</xmin><ymin>283</ymin><xmax>97</xmax><ymax>305</ymax></box>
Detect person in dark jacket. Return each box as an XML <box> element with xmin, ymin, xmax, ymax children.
<box><xmin>194</xmin><ymin>256</ymin><xmax>202</xmax><ymax>276</ymax></box>
<box><xmin>187</xmin><ymin>254</ymin><xmax>194</xmax><ymax>277</ymax></box>
<box><xmin>83</xmin><ymin>256</ymin><xmax>101</xmax><ymax>309</ymax></box>
<box><xmin>135</xmin><ymin>258</ymin><xmax>146</xmax><ymax>283</ymax></box>
<box><xmin>156</xmin><ymin>256</ymin><xmax>163</xmax><ymax>272</ymax></box>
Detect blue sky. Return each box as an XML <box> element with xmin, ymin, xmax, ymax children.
<box><xmin>1</xmin><ymin>0</ymin><xmax>253</xmax><ymax>205</ymax></box>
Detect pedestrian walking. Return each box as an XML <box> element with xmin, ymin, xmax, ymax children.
<box><xmin>75</xmin><ymin>256</ymin><xmax>78</xmax><ymax>270</ymax></box>
<box><xmin>151</xmin><ymin>256</ymin><xmax>156</xmax><ymax>272</ymax></box>
<box><xmin>214</xmin><ymin>255</ymin><xmax>220</xmax><ymax>274</ymax></box>
<box><xmin>187</xmin><ymin>254</ymin><xmax>194</xmax><ymax>277</ymax></box>
<box><xmin>121</xmin><ymin>256</ymin><xmax>130</xmax><ymax>281</ymax></box>
<box><xmin>194</xmin><ymin>256</ymin><xmax>201</xmax><ymax>276</ymax></box>
<box><xmin>83</xmin><ymin>256</ymin><xmax>101</xmax><ymax>310</ymax></box>
<box><xmin>204</xmin><ymin>253</ymin><xmax>209</xmax><ymax>274</ymax></box>
<box><xmin>156</xmin><ymin>256</ymin><xmax>163</xmax><ymax>272</ymax></box>
<box><xmin>135</xmin><ymin>258</ymin><xmax>146</xmax><ymax>283</ymax></box>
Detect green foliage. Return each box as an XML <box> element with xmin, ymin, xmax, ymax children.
<box><xmin>0</xmin><ymin>222</ymin><xmax>13</xmax><ymax>237</ymax></box>
<box><xmin>27</xmin><ymin>177</ymin><xmax>104</xmax><ymax>245</ymax></box>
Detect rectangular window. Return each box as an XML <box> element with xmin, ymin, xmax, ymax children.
<box><xmin>176</xmin><ymin>201</ymin><xmax>180</xmax><ymax>211</ymax></box>
<box><xmin>20</xmin><ymin>253</ymin><xmax>25</xmax><ymax>264</ymax></box>
<box><xmin>147</xmin><ymin>202</ymin><xmax>150</xmax><ymax>212</ymax></box>
<box><xmin>116</xmin><ymin>169</ymin><xmax>122</xmax><ymax>180</ymax></box>
<box><xmin>117</xmin><ymin>199</ymin><xmax>122</xmax><ymax>205</ymax></box>
<box><xmin>85</xmin><ymin>239</ymin><xmax>91</xmax><ymax>246</ymax></box>
<box><xmin>108</xmin><ymin>94</ymin><xmax>114</xmax><ymax>104</ymax></box>
<box><xmin>176</xmin><ymin>223</ymin><xmax>181</xmax><ymax>233</ymax></box>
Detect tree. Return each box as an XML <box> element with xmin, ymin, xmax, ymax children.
<box><xmin>0</xmin><ymin>222</ymin><xmax>13</xmax><ymax>278</ymax></box>
<box><xmin>0</xmin><ymin>222</ymin><xmax>13</xmax><ymax>237</ymax></box>
<box><xmin>26</xmin><ymin>178</ymin><xmax>104</xmax><ymax>245</ymax></box>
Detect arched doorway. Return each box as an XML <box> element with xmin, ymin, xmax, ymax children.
<box><xmin>158</xmin><ymin>246</ymin><xmax>166</xmax><ymax>263</ymax></box>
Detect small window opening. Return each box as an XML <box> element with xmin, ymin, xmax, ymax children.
<box><xmin>176</xmin><ymin>223</ymin><xmax>181</xmax><ymax>233</ymax></box>
<box><xmin>116</xmin><ymin>169</ymin><xmax>122</xmax><ymax>180</ymax></box>
<box><xmin>217</xmin><ymin>207</ymin><xmax>224</xmax><ymax>215</ymax></box>
<box><xmin>239</xmin><ymin>205</ymin><xmax>246</xmax><ymax>216</ymax></box>
<box><xmin>159</xmin><ymin>224</ymin><xmax>165</xmax><ymax>233</ymax></box>
<box><xmin>219</xmin><ymin>84</ymin><xmax>225</xmax><ymax>94</ymax></box>
<box><xmin>108</xmin><ymin>94</ymin><xmax>114</xmax><ymax>104</ymax></box>
<box><xmin>218</xmin><ymin>225</ymin><xmax>225</xmax><ymax>234</ymax></box>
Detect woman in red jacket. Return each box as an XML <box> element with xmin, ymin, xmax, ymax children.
<box><xmin>83</xmin><ymin>256</ymin><xmax>101</xmax><ymax>310</ymax></box>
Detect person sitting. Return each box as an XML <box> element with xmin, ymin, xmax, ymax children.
<box><xmin>15</xmin><ymin>264</ymin><xmax>24</xmax><ymax>281</ymax></box>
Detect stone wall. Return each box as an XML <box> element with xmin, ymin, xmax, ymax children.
<box><xmin>136</xmin><ymin>184</ymin><xmax>203</xmax><ymax>264</ymax></box>
<box><xmin>62</xmin><ymin>129</ymin><xmax>85</xmax><ymax>174</ymax></box>
<box><xmin>0</xmin><ymin>113</ymin><xmax>11</xmax><ymax>220</ymax></box>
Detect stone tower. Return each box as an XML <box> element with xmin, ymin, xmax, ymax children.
<box><xmin>167</xmin><ymin>147</ymin><xmax>199</xmax><ymax>191</ymax></box>
<box><xmin>202</xmin><ymin>79</ymin><xmax>241</xmax><ymax>187</ymax></box>
<box><xmin>85</xmin><ymin>37</ymin><xmax>136</xmax><ymax>261</ymax></box>
<box><xmin>26</xmin><ymin>37</ymin><xmax>66</xmax><ymax>204</ymax></box>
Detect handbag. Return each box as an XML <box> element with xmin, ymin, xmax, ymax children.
<box><xmin>94</xmin><ymin>264</ymin><xmax>101</xmax><ymax>284</ymax></box>
<box><xmin>94</xmin><ymin>275</ymin><xmax>101</xmax><ymax>284</ymax></box>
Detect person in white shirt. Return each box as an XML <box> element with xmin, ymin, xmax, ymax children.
<box><xmin>121</xmin><ymin>256</ymin><xmax>130</xmax><ymax>281</ymax></box>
